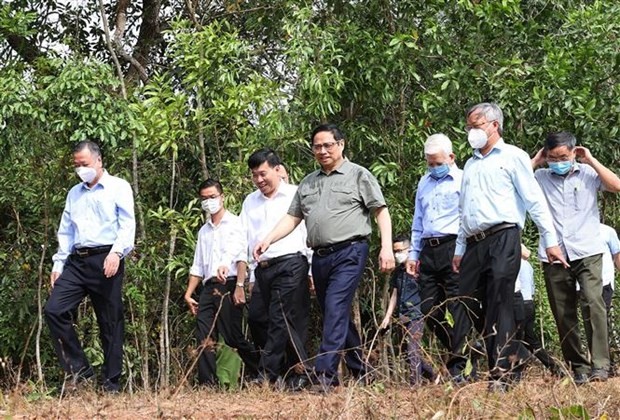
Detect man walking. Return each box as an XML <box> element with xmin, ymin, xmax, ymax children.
<box><xmin>183</xmin><ymin>179</ymin><xmax>259</xmax><ymax>386</ymax></box>
<box><xmin>45</xmin><ymin>140</ymin><xmax>135</xmax><ymax>393</ymax></box>
<box><xmin>254</xmin><ymin>123</ymin><xmax>395</xmax><ymax>392</ymax></box>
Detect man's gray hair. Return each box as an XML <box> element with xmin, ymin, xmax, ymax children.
<box><xmin>73</xmin><ymin>140</ymin><xmax>102</xmax><ymax>159</ymax></box>
<box><xmin>424</xmin><ymin>133</ymin><xmax>453</xmax><ymax>156</ymax></box>
<box><xmin>467</xmin><ymin>102</ymin><xmax>504</xmax><ymax>135</ymax></box>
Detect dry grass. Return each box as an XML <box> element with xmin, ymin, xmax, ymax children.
<box><xmin>2</xmin><ymin>372</ymin><xmax>620</xmax><ymax>419</ymax></box>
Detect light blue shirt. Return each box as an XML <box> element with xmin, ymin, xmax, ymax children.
<box><xmin>455</xmin><ymin>139</ymin><xmax>558</xmax><ymax>256</ymax></box>
<box><xmin>52</xmin><ymin>170</ymin><xmax>136</xmax><ymax>273</ymax></box>
<box><xmin>600</xmin><ymin>223</ymin><xmax>620</xmax><ymax>289</ymax></box>
<box><xmin>409</xmin><ymin>165</ymin><xmax>462</xmax><ymax>261</ymax></box>
<box><xmin>515</xmin><ymin>259</ymin><xmax>535</xmax><ymax>301</ymax></box>
<box><xmin>534</xmin><ymin>164</ymin><xmax>604</xmax><ymax>262</ymax></box>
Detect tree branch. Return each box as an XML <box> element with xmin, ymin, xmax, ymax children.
<box><xmin>0</xmin><ymin>28</ymin><xmax>42</xmax><ymax>64</ymax></box>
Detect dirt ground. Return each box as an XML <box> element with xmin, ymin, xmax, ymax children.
<box><xmin>3</xmin><ymin>374</ymin><xmax>620</xmax><ymax>419</ymax></box>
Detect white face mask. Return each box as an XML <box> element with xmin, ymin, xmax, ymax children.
<box><xmin>467</xmin><ymin>128</ymin><xmax>488</xmax><ymax>149</ymax></box>
<box><xmin>75</xmin><ymin>166</ymin><xmax>97</xmax><ymax>183</ymax></box>
<box><xmin>201</xmin><ymin>198</ymin><xmax>221</xmax><ymax>214</ymax></box>
<box><xmin>395</xmin><ymin>251</ymin><xmax>408</xmax><ymax>265</ymax></box>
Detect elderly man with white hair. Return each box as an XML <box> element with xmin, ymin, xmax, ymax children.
<box><xmin>406</xmin><ymin>133</ymin><xmax>462</xmax><ymax>356</ymax></box>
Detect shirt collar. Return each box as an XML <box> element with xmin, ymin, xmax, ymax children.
<box><xmin>80</xmin><ymin>169</ymin><xmax>110</xmax><ymax>190</ymax></box>
<box><xmin>207</xmin><ymin>209</ymin><xmax>233</xmax><ymax>228</ymax></box>
<box><xmin>319</xmin><ymin>158</ymin><xmax>350</xmax><ymax>176</ymax></box>
<box><xmin>260</xmin><ymin>180</ymin><xmax>288</xmax><ymax>200</ymax></box>
<box><xmin>473</xmin><ymin>138</ymin><xmax>505</xmax><ymax>159</ymax></box>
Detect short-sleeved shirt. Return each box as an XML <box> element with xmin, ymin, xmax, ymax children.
<box><xmin>600</xmin><ymin>223</ymin><xmax>620</xmax><ymax>289</ymax></box>
<box><xmin>288</xmin><ymin>159</ymin><xmax>386</xmax><ymax>248</ymax></box>
<box><xmin>390</xmin><ymin>265</ymin><xmax>422</xmax><ymax>320</ymax></box>
<box><xmin>535</xmin><ymin>163</ymin><xmax>604</xmax><ymax>262</ymax></box>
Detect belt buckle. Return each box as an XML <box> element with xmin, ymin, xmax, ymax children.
<box><xmin>75</xmin><ymin>248</ymin><xmax>88</xmax><ymax>257</ymax></box>
<box><xmin>315</xmin><ymin>248</ymin><xmax>329</xmax><ymax>257</ymax></box>
<box><xmin>429</xmin><ymin>238</ymin><xmax>440</xmax><ymax>247</ymax></box>
<box><xmin>259</xmin><ymin>260</ymin><xmax>269</xmax><ymax>269</ymax></box>
<box><xmin>474</xmin><ymin>231</ymin><xmax>486</xmax><ymax>242</ymax></box>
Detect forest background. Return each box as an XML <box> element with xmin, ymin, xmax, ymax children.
<box><xmin>1</xmin><ymin>0</ymin><xmax>620</xmax><ymax>394</ymax></box>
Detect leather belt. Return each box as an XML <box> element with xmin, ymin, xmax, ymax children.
<box><xmin>313</xmin><ymin>237</ymin><xmax>368</xmax><ymax>258</ymax></box>
<box><xmin>73</xmin><ymin>245</ymin><xmax>113</xmax><ymax>258</ymax></box>
<box><xmin>258</xmin><ymin>252</ymin><xmax>303</xmax><ymax>269</ymax></box>
<box><xmin>423</xmin><ymin>235</ymin><xmax>457</xmax><ymax>248</ymax></box>
<box><xmin>466</xmin><ymin>223</ymin><xmax>517</xmax><ymax>244</ymax></box>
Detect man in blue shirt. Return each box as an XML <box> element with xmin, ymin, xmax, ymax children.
<box><xmin>448</xmin><ymin>103</ymin><xmax>566</xmax><ymax>389</ymax></box>
<box><xmin>407</xmin><ymin>134</ymin><xmax>461</xmax><ymax>356</ymax></box>
<box><xmin>45</xmin><ymin>141</ymin><xmax>135</xmax><ymax>393</ymax></box>
<box><xmin>532</xmin><ymin>132</ymin><xmax>620</xmax><ymax>383</ymax></box>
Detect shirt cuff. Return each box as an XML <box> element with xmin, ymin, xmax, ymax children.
<box><xmin>541</xmin><ymin>231</ymin><xmax>558</xmax><ymax>249</ymax></box>
<box><xmin>52</xmin><ymin>261</ymin><xmax>65</xmax><ymax>274</ymax></box>
<box><xmin>408</xmin><ymin>250</ymin><xmax>419</xmax><ymax>261</ymax></box>
<box><xmin>454</xmin><ymin>242</ymin><xmax>466</xmax><ymax>257</ymax></box>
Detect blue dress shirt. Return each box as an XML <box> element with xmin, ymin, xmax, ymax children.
<box><xmin>409</xmin><ymin>165</ymin><xmax>462</xmax><ymax>261</ymax></box>
<box><xmin>456</xmin><ymin>139</ymin><xmax>557</xmax><ymax>256</ymax></box>
<box><xmin>52</xmin><ymin>170</ymin><xmax>136</xmax><ymax>273</ymax></box>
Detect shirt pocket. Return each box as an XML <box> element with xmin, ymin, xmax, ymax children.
<box><xmin>329</xmin><ymin>184</ymin><xmax>353</xmax><ymax>210</ymax></box>
<box><xmin>440</xmin><ymin>189</ymin><xmax>459</xmax><ymax>211</ymax></box>
<box><xmin>300</xmin><ymin>187</ymin><xmax>320</xmax><ymax>214</ymax></box>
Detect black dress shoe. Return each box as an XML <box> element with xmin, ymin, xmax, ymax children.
<box><xmin>573</xmin><ymin>372</ymin><xmax>589</xmax><ymax>385</ymax></box>
<box><xmin>286</xmin><ymin>375</ymin><xmax>310</xmax><ymax>392</ymax></box>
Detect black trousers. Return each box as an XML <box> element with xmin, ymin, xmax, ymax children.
<box><xmin>248</xmin><ymin>279</ymin><xmax>310</xmax><ymax>372</ymax></box>
<box><xmin>514</xmin><ymin>293</ymin><xmax>560</xmax><ymax>372</ymax></box>
<box><xmin>255</xmin><ymin>254</ymin><xmax>310</xmax><ymax>381</ymax></box>
<box><xmin>418</xmin><ymin>238</ymin><xmax>460</xmax><ymax>351</ymax></box>
<box><xmin>196</xmin><ymin>278</ymin><xmax>259</xmax><ymax>385</ymax></box>
<box><xmin>44</xmin><ymin>253</ymin><xmax>124</xmax><ymax>388</ymax></box>
<box><xmin>448</xmin><ymin>227</ymin><xmax>524</xmax><ymax>378</ymax></box>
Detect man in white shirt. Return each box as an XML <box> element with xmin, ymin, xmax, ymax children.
<box><xmin>183</xmin><ymin>179</ymin><xmax>259</xmax><ymax>386</ymax></box>
<box><xmin>239</xmin><ymin>148</ymin><xmax>312</xmax><ymax>389</ymax></box>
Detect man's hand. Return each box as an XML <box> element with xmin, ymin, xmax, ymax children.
<box><xmin>103</xmin><ymin>252</ymin><xmax>121</xmax><ymax>278</ymax></box>
<box><xmin>379</xmin><ymin>317</ymin><xmax>390</xmax><ymax>331</ymax></box>
<box><xmin>405</xmin><ymin>259</ymin><xmax>419</xmax><ymax>277</ymax></box>
<box><xmin>252</xmin><ymin>241</ymin><xmax>270</xmax><ymax>261</ymax></box>
<box><xmin>452</xmin><ymin>255</ymin><xmax>462</xmax><ymax>273</ymax></box>
<box><xmin>216</xmin><ymin>266</ymin><xmax>229</xmax><ymax>283</ymax></box>
<box><xmin>531</xmin><ymin>147</ymin><xmax>546</xmax><ymax>169</ymax></box>
<box><xmin>546</xmin><ymin>246</ymin><xmax>570</xmax><ymax>268</ymax></box>
<box><xmin>50</xmin><ymin>271</ymin><xmax>61</xmax><ymax>288</ymax></box>
<box><xmin>308</xmin><ymin>276</ymin><xmax>315</xmax><ymax>296</ymax></box>
<box><xmin>379</xmin><ymin>246</ymin><xmax>395</xmax><ymax>272</ymax></box>
<box><xmin>233</xmin><ymin>285</ymin><xmax>246</xmax><ymax>306</ymax></box>
<box><xmin>184</xmin><ymin>294</ymin><xmax>199</xmax><ymax>316</ymax></box>
<box><xmin>574</xmin><ymin>146</ymin><xmax>594</xmax><ymax>165</ymax></box>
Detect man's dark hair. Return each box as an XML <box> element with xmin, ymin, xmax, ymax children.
<box><xmin>544</xmin><ymin>131</ymin><xmax>577</xmax><ymax>152</ymax></box>
<box><xmin>73</xmin><ymin>140</ymin><xmax>102</xmax><ymax>159</ymax></box>
<box><xmin>198</xmin><ymin>178</ymin><xmax>223</xmax><ymax>195</ymax></box>
<box><xmin>310</xmin><ymin>123</ymin><xmax>345</xmax><ymax>145</ymax></box>
<box><xmin>248</xmin><ymin>148</ymin><xmax>282</xmax><ymax>170</ymax></box>
<box><xmin>393</xmin><ymin>233</ymin><xmax>410</xmax><ymax>244</ymax></box>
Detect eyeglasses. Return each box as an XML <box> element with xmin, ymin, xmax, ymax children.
<box><xmin>312</xmin><ymin>141</ymin><xmax>341</xmax><ymax>152</ymax></box>
<box><xmin>464</xmin><ymin>120</ymin><xmax>496</xmax><ymax>132</ymax></box>
<box><xmin>200</xmin><ymin>194</ymin><xmax>221</xmax><ymax>200</ymax></box>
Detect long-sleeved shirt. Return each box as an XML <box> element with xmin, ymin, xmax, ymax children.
<box><xmin>535</xmin><ymin>164</ymin><xmax>604</xmax><ymax>262</ymax></box>
<box><xmin>189</xmin><ymin>210</ymin><xmax>246</xmax><ymax>284</ymax></box>
<box><xmin>409</xmin><ymin>165</ymin><xmax>462</xmax><ymax>261</ymax></box>
<box><xmin>515</xmin><ymin>259</ymin><xmax>535</xmax><ymax>301</ymax></box>
<box><xmin>52</xmin><ymin>170</ymin><xmax>135</xmax><ymax>273</ymax></box>
<box><xmin>455</xmin><ymin>139</ymin><xmax>557</xmax><ymax>256</ymax></box>
<box><xmin>240</xmin><ymin>182</ymin><xmax>311</xmax><ymax>281</ymax></box>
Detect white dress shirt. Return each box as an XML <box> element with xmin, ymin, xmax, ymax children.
<box><xmin>189</xmin><ymin>210</ymin><xmax>246</xmax><ymax>284</ymax></box>
<box><xmin>240</xmin><ymin>182</ymin><xmax>311</xmax><ymax>281</ymax></box>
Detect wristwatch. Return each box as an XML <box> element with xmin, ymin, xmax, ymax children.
<box><xmin>115</xmin><ymin>252</ymin><xmax>123</xmax><ymax>258</ymax></box>
<box><xmin>236</xmin><ymin>282</ymin><xmax>245</xmax><ymax>288</ymax></box>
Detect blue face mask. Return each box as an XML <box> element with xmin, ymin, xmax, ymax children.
<box><xmin>429</xmin><ymin>163</ymin><xmax>450</xmax><ymax>179</ymax></box>
<box><xmin>548</xmin><ymin>161</ymin><xmax>573</xmax><ymax>175</ymax></box>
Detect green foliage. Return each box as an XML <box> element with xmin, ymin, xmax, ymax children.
<box><xmin>2</xmin><ymin>0</ymin><xmax>620</xmax><ymax>390</ymax></box>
